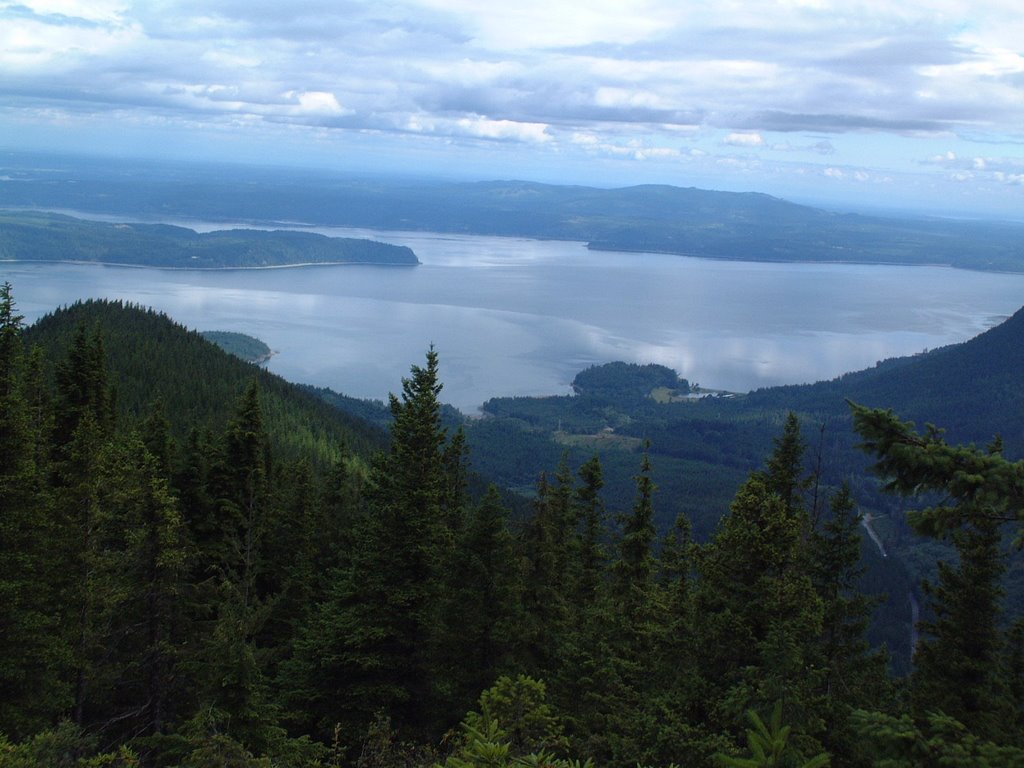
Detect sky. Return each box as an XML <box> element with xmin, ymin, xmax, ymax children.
<box><xmin>2</xmin><ymin>0</ymin><xmax>1023</xmax><ymax>218</ymax></box>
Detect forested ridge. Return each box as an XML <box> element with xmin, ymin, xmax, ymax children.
<box><xmin>3</xmin><ymin>285</ymin><xmax>1024</xmax><ymax>767</ymax></box>
<box><xmin>0</xmin><ymin>211</ymin><xmax>419</xmax><ymax>268</ymax></box>
<box><xmin>5</xmin><ymin>152</ymin><xmax>1024</xmax><ymax>272</ymax></box>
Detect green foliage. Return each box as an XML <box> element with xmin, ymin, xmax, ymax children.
<box><xmin>0</xmin><ymin>284</ymin><xmax>71</xmax><ymax>737</ymax></box>
<box><xmin>715</xmin><ymin>703</ymin><xmax>829</xmax><ymax>768</ymax></box>
<box><xmin>571</xmin><ymin>363</ymin><xmax>687</xmax><ymax>402</ymax></box>
<box><xmin>0</xmin><ymin>721</ymin><xmax>138</xmax><ymax>768</ymax></box>
<box><xmin>460</xmin><ymin>676</ymin><xmax>567</xmax><ymax>758</ymax></box>
<box><xmin>612</xmin><ymin>447</ymin><xmax>658</xmax><ymax>620</ymax></box>
<box><xmin>8</xmin><ymin>284</ymin><xmax>1024</xmax><ymax>768</ymax></box>
<box><xmin>25</xmin><ymin>299</ymin><xmax>386</xmax><ymax>466</ymax></box>
<box><xmin>851</xmin><ymin>709</ymin><xmax>1024</xmax><ymax>767</ymax></box>
<box><xmin>853</xmin><ymin>403</ymin><xmax>1020</xmax><ymax>742</ymax></box>
<box><xmin>851</xmin><ymin>403</ymin><xmax>1024</xmax><ymax>537</ymax></box>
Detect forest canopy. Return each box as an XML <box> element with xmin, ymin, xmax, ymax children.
<box><xmin>1</xmin><ymin>285</ymin><xmax>1023</xmax><ymax>767</ymax></box>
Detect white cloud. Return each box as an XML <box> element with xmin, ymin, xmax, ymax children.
<box><xmin>288</xmin><ymin>90</ymin><xmax>347</xmax><ymax>116</ymax></box>
<box><xmin>455</xmin><ymin>116</ymin><xmax>552</xmax><ymax>143</ymax></box>
<box><xmin>724</xmin><ymin>133</ymin><xmax>765</xmax><ymax>147</ymax></box>
<box><xmin>404</xmin><ymin>113</ymin><xmax>551</xmax><ymax>143</ymax></box>
<box><xmin>14</xmin><ymin>0</ymin><xmax>129</xmax><ymax>23</ymax></box>
<box><xmin>2</xmin><ymin>0</ymin><xmax>1024</xmax><ymax>216</ymax></box>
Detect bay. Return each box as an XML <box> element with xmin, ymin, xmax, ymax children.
<box><xmin>4</xmin><ymin>225</ymin><xmax>1024</xmax><ymax>413</ymax></box>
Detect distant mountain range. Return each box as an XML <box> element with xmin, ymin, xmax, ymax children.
<box><xmin>3</xmin><ymin>151</ymin><xmax>1023</xmax><ymax>271</ymax></box>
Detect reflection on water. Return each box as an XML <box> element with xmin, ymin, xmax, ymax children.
<box><xmin>5</xmin><ymin>230</ymin><xmax>1024</xmax><ymax>412</ymax></box>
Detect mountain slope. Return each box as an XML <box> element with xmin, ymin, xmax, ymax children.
<box><xmin>24</xmin><ymin>299</ymin><xmax>387</xmax><ymax>463</ymax></box>
<box><xmin>745</xmin><ymin>306</ymin><xmax>1024</xmax><ymax>452</ymax></box>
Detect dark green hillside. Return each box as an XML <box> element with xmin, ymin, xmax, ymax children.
<box><xmin>201</xmin><ymin>330</ymin><xmax>273</xmax><ymax>363</ymax></box>
<box><xmin>746</xmin><ymin>307</ymin><xmax>1024</xmax><ymax>453</ymax></box>
<box><xmin>25</xmin><ymin>299</ymin><xmax>386</xmax><ymax>463</ymax></box>
<box><xmin>0</xmin><ymin>210</ymin><xmax>418</xmax><ymax>268</ymax></box>
<box><xmin>471</xmin><ymin>309</ymin><xmax>1024</xmax><ymax>672</ymax></box>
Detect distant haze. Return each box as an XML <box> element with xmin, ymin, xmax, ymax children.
<box><xmin>1</xmin><ymin>1</ymin><xmax>1023</xmax><ymax>219</ymax></box>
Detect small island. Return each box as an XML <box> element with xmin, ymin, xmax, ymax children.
<box><xmin>0</xmin><ymin>210</ymin><xmax>419</xmax><ymax>268</ymax></box>
<box><xmin>572</xmin><ymin>361</ymin><xmax>691</xmax><ymax>402</ymax></box>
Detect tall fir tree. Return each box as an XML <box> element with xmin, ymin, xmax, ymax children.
<box><xmin>612</xmin><ymin>445</ymin><xmax>657</xmax><ymax>622</ymax></box>
<box><xmin>695</xmin><ymin>418</ymin><xmax>824</xmax><ymax>754</ymax></box>
<box><xmin>574</xmin><ymin>454</ymin><xmax>607</xmax><ymax>610</ymax></box>
<box><xmin>852</xmin><ymin>404</ymin><xmax>1020</xmax><ymax>744</ymax></box>
<box><xmin>46</xmin><ymin>323</ymin><xmax>117</xmax><ymax>727</ymax></box>
<box><xmin>0</xmin><ymin>283</ymin><xmax>70</xmax><ymax>737</ymax></box>
<box><xmin>911</xmin><ymin>515</ymin><xmax>1011</xmax><ymax>742</ymax></box>
<box><xmin>281</xmin><ymin>348</ymin><xmax>453</xmax><ymax>740</ymax></box>
<box><xmin>435</xmin><ymin>485</ymin><xmax>522</xmax><ymax>721</ymax></box>
<box><xmin>807</xmin><ymin>484</ymin><xmax>890</xmax><ymax>762</ymax></box>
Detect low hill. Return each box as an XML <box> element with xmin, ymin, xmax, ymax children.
<box><xmin>25</xmin><ymin>299</ymin><xmax>387</xmax><ymax>463</ymax></box>
<box><xmin>0</xmin><ymin>210</ymin><xmax>419</xmax><ymax>268</ymax></box>
<box><xmin>4</xmin><ymin>152</ymin><xmax>1023</xmax><ymax>271</ymax></box>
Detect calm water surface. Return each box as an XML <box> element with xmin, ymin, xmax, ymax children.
<box><xmin>5</xmin><ymin>226</ymin><xmax>1023</xmax><ymax>412</ymax></box>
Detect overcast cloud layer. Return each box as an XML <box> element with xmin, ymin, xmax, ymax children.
<box><xmin>2</xmin><ymin>0</ymin><xmax>1023</xmax><ymax>216</ymax></box>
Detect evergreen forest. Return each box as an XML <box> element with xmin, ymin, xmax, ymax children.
<box><xmin>3</xmin><ymin>283</ymin><xmax>1024</xmax><ymax>767</ymax></box>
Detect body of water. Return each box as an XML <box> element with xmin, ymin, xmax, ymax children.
<box><xmin>5</xmin><ymin>226</ymin><xmax>1024</xmax><ymax>412</ymax></box>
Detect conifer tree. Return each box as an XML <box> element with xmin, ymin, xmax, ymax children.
<box><xmin>520</xmin><ymin>472</ymin><xmax>567</xmax><ymax>675</ymax></box>
<box><xmin>47</xmin><ymin>324</ymin><xmax>117</xmax><ymax>727</ymax></box>
<box><xmin>763</xmin><ymin>412</ymin><xmax>808</xmax><ymax>515</ymax></box>
<box><xmin>261</xmin><ymin>459</ymin><xmax>319</xmax><ymax>657</ymax></box>
<box><xmin>696</xmin><ymin>418</ymin><xmax>824</xmax><ymax>749</ymax></box>
<box><xmin>852</xmin><ymin>404</ymin><xmax>1019</xmax><ymax>742</ymax></box>
<box><xmin>911</xmin><ymin>516</ymin><xmax>1011</xmax><ymax>742</ymax></box>
<box><xmin>189</xmin><ymin>382</ymin><xmax>279</xmax><ymax>750</ymax></box>
<box><xmin>0</xmin><ymin>283</ymin><xmax>69</xmax><ymax>737</ymax></box>
<box><xmin>807</xmin><ymin>484</ymin><xmax>889</xmax><ymax>761</ymax></box>
<box><xmin>613</xmin><ymin>446</ymin><xmax>657</xmax><ymax>621</ymax></box>
<box><xmin>435</xmin><ymin>485</ymin><xmax>521</xmax><ymax>720</ymax></box>
<box><xmin>79</xmin><ymin>433</ymin><xmax>190</xmax><ymax>743</ymax></box>
<box><xmin>575</xmin><ymin>454</ymin><xmax>607</xmax><ymax>609</ymax></box>
<box><xmin>281</xmin><ymin>348</ymin><xmax>452</xmax><ymax>739</ymax></box>
<box><xmin>210</xmin><ymin>379</ymin><xmax>270</xmax><ymax>597</ymax></box>
<box><xmin>51</xmin><ymin>323</ymin><xmax>113</xmax><ymax>460</ymax></box>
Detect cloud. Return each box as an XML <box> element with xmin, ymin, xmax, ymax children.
<box><xmin>5</xmin><ymin>0</ymin><xmax>1022</xmax><ymax>144</ymax></box>
<box><xmin>723</xmin><ymin>132</ymin><xmax>765</xmax><ymax>148</ymax></box>
<box><xmin>1</xmin><ymin>0</ymin><xmax>1024</xmax><ymax>216</ymax></box>
<box><xmin>922</xmin><ymin>149</ymin><xmax>1024</xmax><ymax>186</ymax></box>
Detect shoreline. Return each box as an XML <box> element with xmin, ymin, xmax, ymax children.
<box><xmin>0</xmin><ymin>257</ymin><xmax>419</xmax><ymax>271</ymax></box>
<box><xmin>3</xmin><ymin>206</ymin><xmax>1019</xmax><ymax>275</ymax></box>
